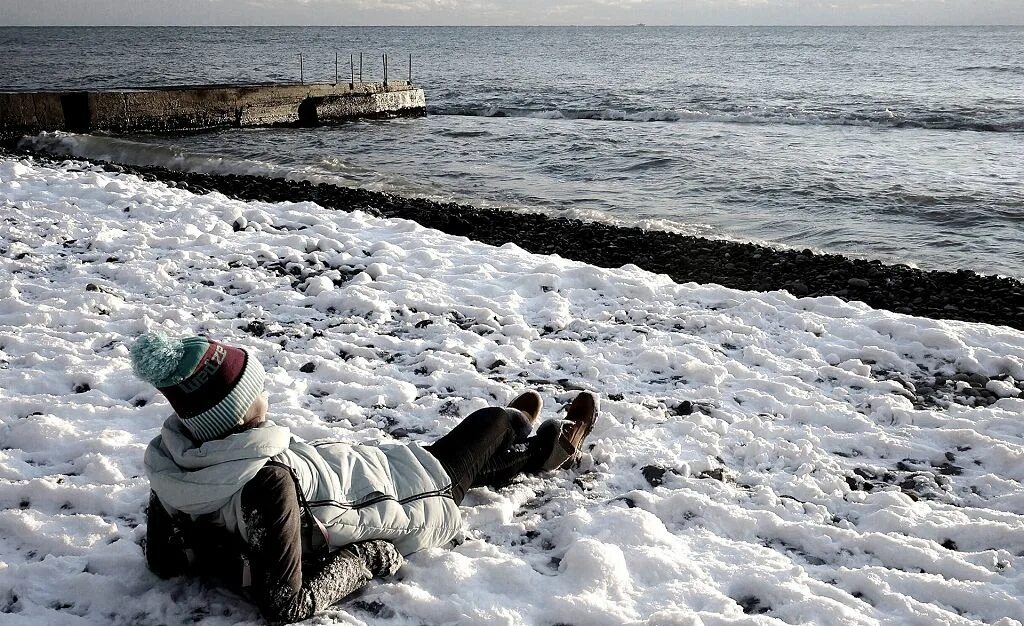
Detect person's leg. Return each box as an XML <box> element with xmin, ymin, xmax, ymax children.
<box><xmin>425</xmin><ymin>407</ymin><xmax>519</xmax><ymax>504</ymax></box>
<box><xmin>470</xmin><ymin>432</ymin><xmax>556</xmax><ymax>489</ymax></box>
<box><xmin>473</xmin><ymin>391</ymin><xmax>600</xmax><ymax>488</ymax></box>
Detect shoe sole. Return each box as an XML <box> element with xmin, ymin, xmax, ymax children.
<box><xmin>557</xmin><ymin>392</ymin><xmax>598</xmax><ymax>470</ymax></box>
<box><xmin>508</xmin><ymin>390</ymin><xmax>543</xmax><ymax>427</ymax></box>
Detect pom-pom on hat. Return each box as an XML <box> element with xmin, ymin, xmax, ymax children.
<box><xmin>131</xmin><ymin>333</ymin><xmax>265</xmax><ymax>441</ymax></box>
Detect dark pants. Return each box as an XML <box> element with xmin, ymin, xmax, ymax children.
<box><xmin>426</xmin><ymin>407</ymin><xmax>545</xmax><ymax>504</ymax></box>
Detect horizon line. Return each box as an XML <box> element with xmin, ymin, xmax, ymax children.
<box><xmin>3</xmin><ymin>23</ymin><xmax>1022</xmax><ymax>28</ymax></box>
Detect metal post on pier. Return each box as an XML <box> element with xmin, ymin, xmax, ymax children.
<box><xmin>335</xmin><ymin>52</ymin><xmax>339</xmax><ymax>85</ymax></box>
<box><xmin>350</xmin><ymin>53</ymin><xmax>354</xmax><ymax>88</ymax></box>
<box><xmin>359</xmin><ymin>53</ymin><xmax>363</xmax><ymax>83</ymax></box>
<box><xmin>299</xmin><ymin>53</ymin><xmax>304</xmax><ymax>85</ymax></box>
<box><xmin>409</xmin><ymin>53</ymin><xmax>412</xmax><ymax>84</ymax></box>
<box><xmin>383</xmin><ymin>53</ymin><xmax>388</xmax><ymax>89</ymax></box>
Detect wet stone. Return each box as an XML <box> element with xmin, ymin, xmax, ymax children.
<box><xmin>737</xmin><ymin>596</ymin><xmax>770</xmax><ymax>615</ymax></box>
<box><xmin>351</xmin><ymin>600</ymin><xmax>395</xmax><ymax>619</ymax></box>
<box><xmin>244</xmin><ymin>320</ymin><xmax>266</xmax><ymax>337</ymax></box>
<box><xmin>699</xmin><ymin>468</ymin><xmax>726</xmax><ymax>482</ymax></box>
<box><xmin>641</xmin><ymin>465</ymin><xmax>669</xmax><ymax>487</ymax></box>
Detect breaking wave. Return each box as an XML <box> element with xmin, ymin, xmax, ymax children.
<box><xmin>18</xmin><ymin>132</ymin><xmax>360</xmax><ymax>187</ymax></box>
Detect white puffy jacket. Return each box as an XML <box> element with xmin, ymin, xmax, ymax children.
<box><xmin>144</xmin><ymin>416</ymin><xmax>462</xmax><ymax>555</ymax></box>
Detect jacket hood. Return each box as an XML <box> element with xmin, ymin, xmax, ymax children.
<box><xmin>145</xmin><ymin>415</ymin><xmax>292</xmax><ymax>515</ymax></box>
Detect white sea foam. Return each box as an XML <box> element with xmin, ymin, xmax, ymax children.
<box><xmin>21</xmin><ymin>131</ymin><xmax>354</xmax><ymax>185</ymax></box>
<box><xmin>1</xmin><ymin>156</ymin><xmax>1023</xmax><ymax>625</ymax></box>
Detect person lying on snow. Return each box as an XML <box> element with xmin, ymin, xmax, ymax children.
<box><xmin>133</xmin><ymin>333</ymin><xmax>599</xmax><ymax>624</ymax></box>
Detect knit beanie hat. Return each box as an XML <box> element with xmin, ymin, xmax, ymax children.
<box><xmin>130</xmin><ymin>333</ymin><xmax>266</xmax><ymax>441</ymax></box>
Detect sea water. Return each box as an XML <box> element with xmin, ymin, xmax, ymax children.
<box><xmin>2</xmin><ymin>26</ymin><xmax>1021</xmax><ymax>277</ymax></box>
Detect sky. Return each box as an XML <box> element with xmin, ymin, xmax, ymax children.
<box><xmin>2</xmin><ymin>0</ymin><xmax>1023</xmax><ymax>26</ymax></box>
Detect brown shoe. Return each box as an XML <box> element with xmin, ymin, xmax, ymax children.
<box><xmin>508</xmin><ymin>390</ymin><xmax>543</xmax><ymax>426</ymax></box>
<box><xmin>507</xmin><ymin>390</ymin><xmax>543</xmax><ymax>442</ymax></box>
<box><xmin>539</xmin><ymin>391</ymin><xmax>599</xmax><ymax>471</ymax></box>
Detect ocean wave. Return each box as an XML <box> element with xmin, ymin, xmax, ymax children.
<box><xmin>16</xmin><ymin>132</ymin><xmax>395</xmax><ymax>189</ymax></box>
<box><xmin>955</xmin><ymin>65</ymin><xmax>1024</xmax><ymax>76</ymax></box>
<box><xmin>430</xmin><ymin>105</ymin><xmax>1024</xmax><ymax>133</ymax></box>
<box><xmin>15</xmin><ymin>132</ymin><xmax>717</xmax><ymax>240</ymax></box>
<box><xmin>19</xmin><ymin>132</ymin><xmax>313</xmax><ymax>180</ymax></box>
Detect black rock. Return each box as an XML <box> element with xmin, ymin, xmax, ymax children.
<box><xmin>351</xmin><ymin>600</ymin><xmax>395</xmax><ymax>619</ymax></box>
<box><xmin>737</xmin><ymin>596</ymin><xmax>769</xmax><ymax>615</ymax></box>
<box><xmin>967</xmin><ymin>373</ymin><xmax>988</xmax><ymax>387</ymax></box>
<box><xmin>674</xmin><ymin>400</ymin><xmax>694</xmax><ymax>416</ymax></box>
<box><xmin>787</xmin><ymin>281</ymin><xmax>809</xmax><ymax>296</ymax></box>
<box><xmin>641</xmin><ymin>465</ymin><xmax>668</xmax><ymax>487</ymax></box>
<box><xmin>245</xmin><ymin>320</ymin><xmax>266</xmax><ymax>337</ymax></box>
<box><xmin>699</xmin><ymin>468</ymin><xmax>726</xmax><ymax>482</ymax></box>
<box><xmin>299</xmin><ymin>362</ymin><xmax>316</xmax><ymax>373</ymax></box>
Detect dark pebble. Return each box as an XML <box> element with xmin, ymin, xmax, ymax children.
<box><xmin>699</xmin><ymin>468</ymin><xmax>726</xmax><ymax>482</ymax></box>
<box><xmin>737</xmin><ymin>596</ymin><xmax>769</xmax><ymax>615</ymax></box>
<box><xmin>641</xmin><ymin>465</ymin><xmax>668</xmax><ymax>487</ymax></box>
<box><xmin>787</xmin><ymin>281</ymin><xmax>809</xmax><ymax>296</ymax></box>
<box><xmin>245</xmin><ymin>320</ymin><xmax>266</xmax><ymax>337</ymax></box>
<box><xmin>299</xmin><ymin>362</ymin><xmax>316</xmax><ymax>373</ymax></box>
<box><xmin>351</xmin><ymin>600</ymin><xmax>395</xmax><ymax>619</ymax></box>
<box><xmin>967</xmin><ymin>373</ymin><xmax>988</xmax><ymax>387</ymax></box>
<box><xmin>675</xmin><ymin>400</ymin><xmax>694</xmax><ymax>416</ymax></box>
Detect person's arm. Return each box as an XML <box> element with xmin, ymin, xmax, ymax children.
<box><xmin>240</xmin><ymin>465</ymin><xmax>404</xmax><ymax>625</ymax></box>
<box><xmin>144</xmin><ymin>491</ymin><xmax>192</xmax><ymax>578</ymax></box>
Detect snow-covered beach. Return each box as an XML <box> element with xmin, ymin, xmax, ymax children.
<box><xmin>2</xmin><ymin>155</ymin><xmax>1024</xmax><ymax>625</ymax></box>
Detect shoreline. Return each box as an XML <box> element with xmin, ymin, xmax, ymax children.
<box><xmin>5</xmin><ymin>145</ymin><xmax>1023</xmax><ymax>330</ymax></box>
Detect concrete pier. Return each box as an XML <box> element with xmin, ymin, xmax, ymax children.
<box><xmin>0</xmin><ymin>82</ymin><xmax>425</xmax><ymax>137</ymax></box>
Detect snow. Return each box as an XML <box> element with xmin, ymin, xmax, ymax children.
<box><xmin>1</xmin><ymin>155</ymin><xmax>1024</xmax><ymax>625</ymax></box>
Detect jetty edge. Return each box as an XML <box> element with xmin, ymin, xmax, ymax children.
<box><xmin>0</xmin><ymin>81</ymin><xmax>425</xmax><ymax>137</ymax></box>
